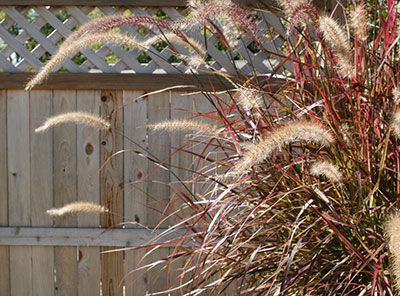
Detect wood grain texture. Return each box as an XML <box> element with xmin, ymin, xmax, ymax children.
<box><xmin>53</xmin><ymin>90</ymin><xmax>78</xmax><ymax>296</ymax></box>
<box><xmin>147</xmin><ymin>91</ymin><xmax>171</xmax><ymax>228</ymax></box>
<box><xmin>7</xmin><ymin>89</ymin><xmax>33</xmax><ymax>296</ymax></box>
<box><xmin>0</xmin><ymin>73</ymin><xmax>236</xmax><ymax>91</ymax></box>
<box><xmin>170</xmin><ymin>91</ymin><xmax>194</xmax><ymax>225</ymax></box>
<box><xmin>30</xmin><ymin>90</ymin><xmax>55</xmax><ymax>296</ymax></box>
<box><xmin>0</xmin><ymin>226</ymin><xmax>188</xmax><ymax>247</ymax></box>
<box><xmin>0</xmin><ymin>89</ymin><xmax>9</xmax><ymax>295</ymax></box>
<box><xmin>123</xmin><ymin>90</ymin><xmax>148</xmax><ymax>296</ymax></box>
<box><xmin>76</xmin><ymin>90</ymin><xmax>101</xmax><ymax>296</ymax></box>
<box><xmin>100</xmin><ymin>90</ymin><xmax>124</xmax><ymax>296</ymax></box>
<box><xmin>123</xmin><ymin>90</ymin><xmax>147</xmax><ymax>227</ymax></box>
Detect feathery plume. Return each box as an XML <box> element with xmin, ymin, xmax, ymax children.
<box><xmin>339</xmin><ymin>123</ymin><xmax>351</xmax><ymax>145</ymax></box>
<box><xmin>229</xmin><ymin>120</ymin><xmax>333</xmax><ymax>176</ymax></box>
<box><xmin>149</xmin><ymin>119</ymin><xmax>219</xmax><ymax>135</ymax></box>
<box><xmin>25</xmin><ymin>32</ymin><xmax>140</xmax><ymax>90</ymax></box>
<box><xmin>237</xmin><ymin>87</ymin><xmax>262</xmax><ymax>112</ymax></box>
<box><xmin>35</xmin><ymin>112</ymin><xmax>110</xmax><ymax>133</ymax></box>
<box><xmin>351</xmin><ymin>5</ymin><xmax>368</xmax><ymax>42</ymax></box>
<box><xmin>393</xmin><ymin>87</ymin><xmax>400</xmax><ymax>105</ymax></box>
<box><xmin>310</xmin><ymin>160</ymin><xmax>342</xmax><ymax>183</ymax></box>
<box><xmin>385</xmin><ymin>212</ymin><xmax>400</xmax><ymax>291</ymax></box>
<box><xmin>47</xmin><ymin>202</ymin><xmax>107</xmax><ymax>216</ymax></box>
<box><xmin>318</xmin><ymin>15</ymin><xmax>353</xmax><ymax>78</ymax></box>
<box><xmin>392</xmin><ymin>111</ymin><xmax>400</xmax><ymax>138</ymax></box>
<box><xmin>184</xmin><ymin>0</ymin><xmax>260</xmax><ymax>43</ymax></box>
<box><xmin>277</xmin><ymin>0</ymin><xmax>318</xmax><ymax>28</ymax></box>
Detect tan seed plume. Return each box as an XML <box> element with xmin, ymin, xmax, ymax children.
<box><xmin>25</xmin><ymin>32</ymin><xmax>140</xmax><ymax>90</ymax></box>
<box><xmin>310</xmin><ymin>160</ymin><xmax>342</xmax><ymax>183</ymax></box>
<box><xmin>318</xmin><ymin>15</ymin><xmax>353</xmax><ymax>78</ymax></box>
<box><xmin>229</xmin><ymin>120</ymin><xmax>333</xmax><ymax>176</ymax></box>
<box><xmin>351</xmin><ymin>5</ymin><xmax>368</xmax><ymax>42</ymax></box>
<box><xmin>393</xmin><ymin>87</ymin><xmax>400</xmax><ymax>105</ymax></box>
<box><xmin>149</xmin><ymin>119</ymin><xmax>219</xmax><ymax>135</ymax></box>
<box><xmin>392</xmin><ymin>111</ymin><xmax>400</xmax><ymax>138</ymax></box>
<box><xmin>385</xmin><ymin>212</ymin><xmax>400</xmax><ymax>291</ymax></box>
<box><xmin>277</xmin><ymin>0</ymin><xmax>311</xmax><ymax>16</ymax></box>
<box><xmin>35</xmin><ymin>112</ymin><xmax>110</xmax><ymax>133</ymax></box>
<box><xmin>47</xmin><ymin>202</ymin><xmax>107</xmax><ymax>216</ymax></box>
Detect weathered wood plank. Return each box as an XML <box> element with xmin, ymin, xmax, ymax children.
<box><xmin>123</xmin><ymin>90</ymin><xmax>148</xmax><ymax>296</ymax></box>
<box><xmin>0</xmin><ymin>227</ymin><xmax>187</xmax><ymax>247</ymax></box>
<box><xmin>146</xmin><ymin>91</ymin><xmax>174</xmax><ymax>294</ymax></box>
<box><xmin>76</xmin><ymin>90</ymin><xmax>101</xmax><ymax>296</ymax></box>
<box><xmin>100</xmin><ymin>90</ymin><xmax>124</xmax><ymax>296</ymax></box>
<box><xmin>0</xmin><ymin>89</ymin><xmax>9</xmax><ymax>295</ymax></box>
<box><xmin>147</xmin><ymin>91</ymin><xmax>171</xmax><ymax>228</ymax></box>
<box><xmin>0</xmin><ymin>73</ymin><xmax>236</xmax><ymax>91</ymax></box>
<box><xmin>30</xmin><ymin>90</ymin><xmax>55</xmax><ymax>296</ymax></box>
<box><xmin>170</xmin><ymin>91</ymin><xmax>194</xmax><ymax>225</ymax></box>
<box><xmin>7</xmin><ymin>89</ymin><xmax>33</xmax><ymax>296</ymax></box>
<box><xmin>123</xmin><ymin>90</ymin><xmax>148</xmax><ymax>227</ymax></box>
<box><xmin>0</xmin><ymin>0</ymin><xmax>275</xmax><ymax>7</ymax></box>
<box><xmin>53</xmin><ymin>90</ymin><xmax>78</xmax><ymax>295</ymax></box>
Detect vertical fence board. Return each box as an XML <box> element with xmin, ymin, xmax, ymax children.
<box><xmin>169</xmin><ymin>91</ymin><xmax>194</xmax><ymax>293</ymax></box>
<box><xmin>147</xmin><ymin>91</ymin><xmax>171</xmax><ymax>228</ymax></box>
<box><xmin>0</xmin><ymin>89</ymin><xmax>9</xmax><ymax>295</ymax></box>
<box><xmin>77</xmin><ymin>90</ymin><xmax>101</xmax><ymax>296</ymax></box>
<box><xmin>170</xmin><ymin>91</ymin><xmax>194</xmax><ymax>224</ymax></box>
<box><xmin>123</xmin><ymin>90</ymin><xmax>148</xmax><ymax>296</ymax></box>
<box><xmin>53</xmin><ymin>90</ymin><xmax>78</xmax><ymax>295</ymax></box>
<box><xmin>30</xmin><ymin>90</ymin><xmax>55</xmax><ymax>296</ymax></box>
<box><xmin>100</xmin><ymin>90</ymin><xmax>124</xmax><ymax>296</ymax></box>
<box><xmin>7</xmin><ymin>89</ymin><xmax>32</xmax><ymax>296</ymax></box>
<box><xmin>147</xmin><ymin>91</ymin><xmax>171</xmax><ymax>293</ymax></box>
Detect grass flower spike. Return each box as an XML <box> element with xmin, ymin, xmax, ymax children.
<box><xmin>386</xmin><ymin>213</ymin><xmax>400</xmax><ymax>291</ymax></box>
<box><xmin>35</xmin><ymin>112</ymin><xmax>110</xmax><ymax>133</ymax></box>
<box><xmin>26</xmin><ymin>32</ymin><xmax>139</xmax><ymax>90</ymax></box>
<box><xmin>149</xmin><ymin>119</ymin><xmax>219</xmax><ymax>135</ymax></box>
<box><xmin>310</xmin><ymin>160</ymin><xmax>343</xmax><ymax>183</ymax></box>
<box><xmin>229</xmin><ymin>120</ymin><xmax>333</xmax><ymax>176</ymax></box>
<box><xmin>47</xmin><ymin>202</ymin><xmax>107</xmax><ymax>216</ymax></box>
<box><xmin>319</xmin><ymin>15</ymin><xmax>353</xmax><ymax>77</ymax></box>
<box><xmin>351</xmin><ymin>5</ymin><xmax>368</xmax><ymax>42</ymax></box>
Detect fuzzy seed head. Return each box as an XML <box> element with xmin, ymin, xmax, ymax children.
<box><xmin>47</xmin><ymin>202</ymin><xmax>107</xmax><ymax>216</ymax></box>
<box><xmin>237</xmin><ymin>88</ymin><xmax>262</xmax><ymax>112</ymax></box>
<box><xmin>393</xmin><ymin>87</ymin><xmax>400</xmax><ymax>105</ymax></box>
<box><xmin>392</xmin><ymin>111</ymin><xmax>400</xmax><ymax>138</ymax></box>
<box><xmin>385</xmin><ymin>212</ymin><xmax>400</xmax><ymax>291</ymax></box>
<box><xmin>310</xmin><ymin>160</ymin><xmax>342</xmax><ymax>183</ymax></box>
<box><xmin>351</xmin><ymin>5</ymin><xmax>368</xmax><ymax>42</ymax></box>
<box><xmin>25</xmin><ymin>32</ymin><xmax>139</xmax><ymax>90</ymax></box>
<box><xmin>149</xmin><ymin>119</ymin><xmax>219</xmax><ymax>135</ymax></box>
<box><xmin>318</xmin><ymin>16</ymin><xmax>353</xmax><ymax>78</ymax></box>
<box><xmin>35</xmin><ymin>112</ymin><xmax>110</xmax><ymax>133</ymax></box>
<box><xmin>229</xmin><ymin>120</ymin><xmax>333</xmax><ymax>176</ymax></box>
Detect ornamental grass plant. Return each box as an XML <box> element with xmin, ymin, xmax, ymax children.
<box><xmin>28</xmin><ymin>0</ymin><xmax>400</xmax><ymax>294</ymax></box>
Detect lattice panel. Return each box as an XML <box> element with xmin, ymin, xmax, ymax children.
<box><xmin>0</xmin><ymin>6</ymin><xmax>291</xmax><ymax>75</ymax></box>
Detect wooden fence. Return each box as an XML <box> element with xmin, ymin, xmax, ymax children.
<box><xmin>0</xmin><ymin>0</ymin><xmax>337</xmax><ymax>295</ymax></box>
<box><xmin>0</xmin><ymin>86</ymin><xmax>221</xmax><ymax>295</ymax></box>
